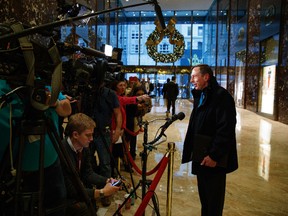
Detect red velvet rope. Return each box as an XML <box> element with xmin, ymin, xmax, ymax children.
<box><xmin>125</xmin><ymin>144</ymin><xmax>165</xmax><ymax>176</ymax></box>
<box><xmin>134</xmin><ymin>155</ymin><xmax>170</xmax><ymax>216</ymax></box>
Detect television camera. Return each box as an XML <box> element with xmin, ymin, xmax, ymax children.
<box><xmin>58</xmin><ymin>42</ymin><xmax>124</xmax><ymax>100</ymax></box>
<box><xmin>0</xmin><ymin>19</ymin><xmax>123</xmax><ymax>114</ymax></box>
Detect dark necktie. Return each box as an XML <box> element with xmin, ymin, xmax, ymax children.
<box><xmin>76</xmin><ymin>151</ymin><xmax>82</xmax><ymax>172</ymax></box>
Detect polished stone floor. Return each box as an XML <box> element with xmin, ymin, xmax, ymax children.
<box><xmin>100</xmin><ymin>98</ymin><xmax>288</xmax><ymax>216</ymax></box>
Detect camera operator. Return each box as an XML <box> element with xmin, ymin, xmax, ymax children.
<box><xmin>0</xmin><ymin>79</ymin><xmax>72</xmax><ymax>216</ymax></box>
<box><xmin>63</xmin><ymin>113</ymin><xmax>120</xmax><ymax>216</ymax></box>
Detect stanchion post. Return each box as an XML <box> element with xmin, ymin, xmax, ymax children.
<box><xmin>166</xmin><ymin>142</ymin><xmax>175</xmax><ymax>216</ymax></box>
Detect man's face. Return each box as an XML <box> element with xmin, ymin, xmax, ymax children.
<box><xmin>73</xmin><ymin>128</ymin><xmax>94</xmax><ymax>148</ymax></box>
<box><xmin>190</xmin><ymin>67</ymin><xmax>209</xmax><ymax>90</ymax></box>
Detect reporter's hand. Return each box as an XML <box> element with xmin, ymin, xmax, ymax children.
<box><xmin>102</xmin><ymin>183</ymin><xmax>120</xmax><ymax>197</ymax></box>
<box><xmin>137</xmin><ymin>94</ymin><xmax>150</xmax><ymax>103</ymax></box>
<box><xmin>112</xmin><ymin>128</ymin><xmax>122</xmax><ymax>143</ymax></box>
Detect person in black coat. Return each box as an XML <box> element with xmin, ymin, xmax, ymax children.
<box><xmin>165</xmin><ymin>76</ymin><xmax>179</xmax><ymax>116</ymax></box>
<box><xmin>181</xmin><ymin>64</ymin><xmax>238</xmax><ymax>216</ymax></box>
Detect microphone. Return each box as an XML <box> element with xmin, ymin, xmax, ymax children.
<box><xmin>151</xmin><ymin>0</ymin><xmax>166</xmax><ymax>30</ymax></box>
<box><xmin>147</xmin><ymin>112</ymin><xmax>185</xmax><ymax>145</ymax></box>
<box><xmin>161</xmin><ymin>112</ymin><xmax>185</xmax><ymax>133</ymax></box>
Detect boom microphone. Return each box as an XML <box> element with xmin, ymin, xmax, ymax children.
<box><xmin>151</xmin><ymin>0</ymin><xmax>166</xmax><ymax>30</ymax></box>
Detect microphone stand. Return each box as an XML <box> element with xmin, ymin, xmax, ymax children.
<box><xmin>140</xmin><ymin>118</ymin><xmax>167</xmax><ymax>216</ymax></box>
<box><xmin>112</xmin><ymin>117</ymin><xmax>164</xmax><ymax>216</ymax></box>
<box><xmin>113</xmin><ymin>117</ymin><xmax>169</xmax><ymax>216</ymax></box>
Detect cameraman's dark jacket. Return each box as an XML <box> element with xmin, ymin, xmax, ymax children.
<box><xmin>181</xmin><ymin>76</ymin><xmax>238</xmax><ymax>174</ymax></box>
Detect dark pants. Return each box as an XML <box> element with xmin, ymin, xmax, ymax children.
<box><xmin>90</xmin><ymin>130</ymin><xmax>112</xmax><ymax>178</ymax></box>
<box><xmin>129</xmin><ymin>134</ymin><xmax>137</xmax><ymax>159</ymax></box>
<box><xmin>167</xmin><ymin>98</ymin><xmax>176</xmax><ymax>115</ymax></box>
<box><xmin>196</xmin><ymin>167</ymin><xmax>226</xmax><ymax>216</ymax></box>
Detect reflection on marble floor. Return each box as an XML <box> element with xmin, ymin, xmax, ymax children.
<box><xmin>100</xmin><ymin>98</ymin><xmax>288</xmax><ymax>216</ymax></box>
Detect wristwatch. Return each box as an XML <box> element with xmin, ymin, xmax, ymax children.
<box><xmin>100</xmin><ymin>189</ymin><xmax>105</xmax><ymax>198</ymax></box>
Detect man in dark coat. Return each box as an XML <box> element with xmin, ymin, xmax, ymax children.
<box><xmin>165</xmin><ymin>76</ymin><xmax>179</xmax><ymax>116</ymax></box>
<box><xmin>181</xmin><ymin>64</ymin><xmax>238</xmax><ymax>216</ymax></box>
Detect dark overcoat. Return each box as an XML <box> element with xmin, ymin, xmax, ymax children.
<box><xmin>181</xmin><ymin>77</ymin><xmax>238</xmax><ymax>174</ymax></box>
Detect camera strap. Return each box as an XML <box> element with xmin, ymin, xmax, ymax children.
<box><xmin>10</xmin><ymin>22</ymin><xmax>62</xmax><ymax>106</ymax></box>
<box><xmin>47</xmin><ymin>42</ymin><xmax>62</xmax><ymax>105</ymax></box>
<box><xmin>10</xmin><ymin>22</ymin><xmax>35</xmax><ymax>87</ymax></box>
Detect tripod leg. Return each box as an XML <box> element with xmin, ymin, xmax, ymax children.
<box><xmin>14</xmin><ymin>130</ymin><xmax>25</xmax><ymax>216</ymax></box>
<box><xmin>113</xmin><ymin>181</ymin><xmax>141</xmax><ymax>216</ymax></box>
<box><xmin>151</xmin><ymin>193</ymin><xmax>160</xmax><ymax>216</ymax></box>
<box><xmin>38</xmin><ymin>133</ymin><xmax>45</xmax><ymax>216</ymax></box>
<box><xmin>121</xmin><ymin>135</ymin><xmax>136</xmax><ymax>193</ymax></box>
<box><xmin>15</xmin><ymin>120</ymin><xmax>46</xmax><ymax>216</ymax></box>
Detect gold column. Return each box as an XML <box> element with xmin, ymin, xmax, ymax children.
<box><xmin>166</xmin><ymin>142</ymin><xmax>175</xmax><ymax>216</ymax></box>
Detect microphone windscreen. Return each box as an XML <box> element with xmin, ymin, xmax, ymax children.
<box><xmin>177</xmin><ymin>112</ymin><xmax>185</xmax><ymax>120</ymax></box>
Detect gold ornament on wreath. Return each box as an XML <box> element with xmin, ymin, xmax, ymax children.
<box><xmin>146</xmin><ymin>17</ymin><xmax>185</xmax><ymax>63</ymax></box>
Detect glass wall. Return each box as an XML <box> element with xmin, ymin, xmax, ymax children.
<box><xmin>59</xmin><ymin>5</ymin><xmax>210</xmax><ymax>79</ymax></box>
<box><xmin>109</xmin><ymin>9</ymin><xmax>208</xmax><ymax>67</ymax></box>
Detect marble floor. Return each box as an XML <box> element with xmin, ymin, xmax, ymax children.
<box><xmin>100</xmin><ymin>98</ymin><xmax>288</xmax><ymax>216</ymax></box>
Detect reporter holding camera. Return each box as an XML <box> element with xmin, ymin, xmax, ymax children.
<box><xmin>62</xmin><ymin>113</ymin><xmax>120</xmax><ymax>216</ymax></box>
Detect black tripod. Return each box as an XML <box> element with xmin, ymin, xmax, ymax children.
<box><xmin>13</xmin><ymin>110</ymin><xmax>96</xmax><ymax>216</ymax></box>
<box><xmin>113</xmin><ymin>119</ymin><xmax>164</xmax><ymax>216</ymax></box>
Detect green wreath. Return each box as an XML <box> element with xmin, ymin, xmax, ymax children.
<box><xmin>146</xmin><ymin>17</ymin><xmax>185</xmax><ymax>63</ymax></box>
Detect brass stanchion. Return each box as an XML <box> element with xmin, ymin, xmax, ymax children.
<box><xmin>166</xmin><ymin>142</ymin><xmax>175</xmax><ymax>216</ymax></box>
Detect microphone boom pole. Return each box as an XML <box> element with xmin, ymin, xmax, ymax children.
<box><xmin>0</xmin><ymin>1</ymin><xmax>158</xmax><ymax>42</ymax></box>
